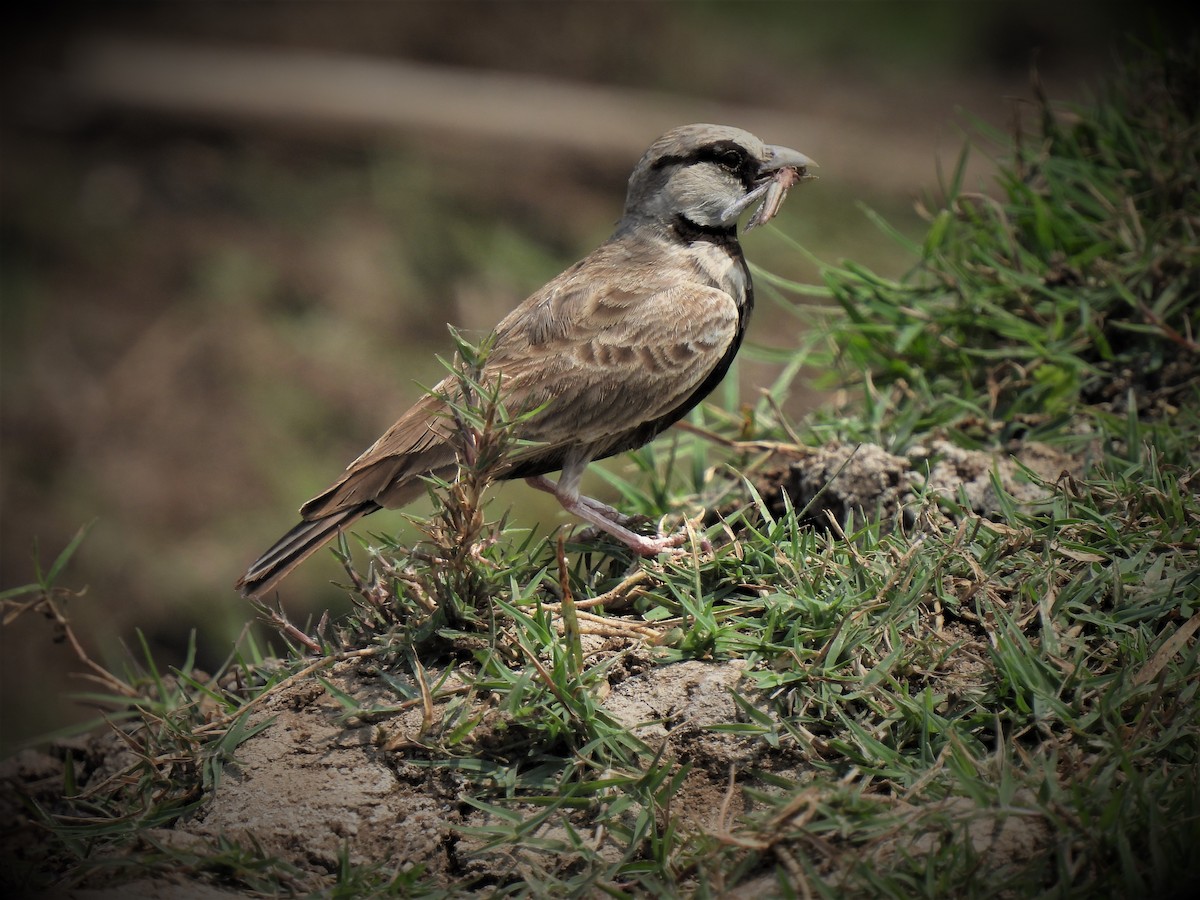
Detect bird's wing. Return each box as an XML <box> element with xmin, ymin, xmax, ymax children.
<box><xmin>300</xmin><ymin>276</ymin><xmax>739</xmax><ymax>517</ymax></box>
<box><xmin>488</xmin><ymin>277</ymin><xmax>741</xmax><ymax>451</ymax></box>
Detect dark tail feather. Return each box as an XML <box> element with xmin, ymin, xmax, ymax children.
<box><xmin>236</xmin><ymin>501</ymin><xmax>380</xmax><ymax>599</ymax></box>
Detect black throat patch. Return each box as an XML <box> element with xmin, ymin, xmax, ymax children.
<box><xmin>672</xmin><ymin>214</ymin><xmax>739</xmax><ymax>248</ymax></box>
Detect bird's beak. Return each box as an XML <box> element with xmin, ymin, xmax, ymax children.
<box><xmin>720</xmin><ymin>144</ymin><xmax>817</xmax><ymax>227</ymax></box>
<box><xmin>761</xmin><ymin>144</ymin><xmax>817</xmax><ymax>177</ymax></box>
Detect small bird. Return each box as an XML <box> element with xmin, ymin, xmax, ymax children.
<box><xmin>238</xmin><ymin>124</ymin><xmax>813</xmax><ymax>598</ymax></box>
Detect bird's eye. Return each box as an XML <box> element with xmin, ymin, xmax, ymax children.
<box><xmin>718</xmin><ymin>149</ymin><xmax>744</xmax><ymax>171</ymax></box>
<box><xmin>700</xmin><ymin>143</ymin><xmax>747</xmax><ymax>173</ymax></box>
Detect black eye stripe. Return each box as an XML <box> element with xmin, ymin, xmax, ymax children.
<box><xmin>695</xmin><ymin>141</ymin><xmax>749</xmax><ymax>170</ymax></box>
<box><xmin>650</xmin><ymin>140</ymin><xmax>752</xmax><ymax>172</ymax></box>
<box><xmin>649</xmin><ymin>140</ymin><xmax>758</xmax><ymax>191</ymax></box>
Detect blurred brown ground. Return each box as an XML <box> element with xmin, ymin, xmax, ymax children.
<box><xmin>0</xmin><ymin>1</ymin><xmax>1152</xmax><ymax>751</ymax></box>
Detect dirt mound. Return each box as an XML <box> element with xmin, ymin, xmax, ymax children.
<box><xmin>1</xmin><ymin>437</ymin><xmax>1080</xmax><ymax>896</ymax></box>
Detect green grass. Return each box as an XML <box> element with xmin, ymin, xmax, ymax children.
<box><xmin>4</xmin><ymin>40</ymin><xmax>1198</xmax><ymax>899</ymax></box>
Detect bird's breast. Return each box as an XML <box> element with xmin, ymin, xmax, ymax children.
<box><xmin>679</xmin><ymin>240</ymin><xmax>750</xmax><ymax>310</ymax></box>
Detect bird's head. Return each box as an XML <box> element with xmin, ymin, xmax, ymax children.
<box><xmin>622</xmin><ymin>124</ymin><xmax>815</xmax><ymax>236</ymax></box>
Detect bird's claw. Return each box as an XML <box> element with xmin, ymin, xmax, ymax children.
<box><xmin>574</xmin><ymin>522</ymin><xmax>711</xmax><ymax>558</ymax></box>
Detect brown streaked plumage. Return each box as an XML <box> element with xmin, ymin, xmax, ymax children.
<box><xmin>238</xmin><ymin>124</ymin><xmax>814</xmax><ymax>598</ymax></box>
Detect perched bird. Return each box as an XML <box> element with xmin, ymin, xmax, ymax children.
<box><xmin>238</xmin><ymin>124</ymin><xmax>813</xmax><ymax>598</ymax></box>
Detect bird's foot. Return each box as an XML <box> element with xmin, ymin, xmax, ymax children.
<box><xmin>575</xmin><ymin>515</ymin><xmax>712</xmax><ymax>558</ymax></box>
<box><xmin>526</xmin><ymin>475</ymin><xmax>711</xmax><ymax>557</ymax></box>
<box><xmin>627</xmin><ymin>527</ymin><xmax>708</xmax><ymax>557</ymax></box>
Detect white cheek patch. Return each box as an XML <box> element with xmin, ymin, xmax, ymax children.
<box><xmin>671</xmin><ymin>166</ymin><xmax>744</xmax><ymax>227</ymax></box>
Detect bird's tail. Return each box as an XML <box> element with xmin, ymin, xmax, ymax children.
<box><xmin>236</xmin><ymin>501</ymin><xmax>380</xmax><ymax>599</ymax></box>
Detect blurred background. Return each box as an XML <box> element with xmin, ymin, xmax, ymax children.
<box><xmin>0</xmin><ymin>0</ymin><xmax>1177</xmax><ymax>751</ymax></box>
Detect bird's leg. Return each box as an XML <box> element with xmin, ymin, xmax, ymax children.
<box><xmin>524</xmin><ymin>474</ymin><xmax>688</xmax><ymax>557</ymax></box>
<box><xmin>525</xmin><ymin>475</ymin><xmax>626</xmax><ymax>523</ymax></box>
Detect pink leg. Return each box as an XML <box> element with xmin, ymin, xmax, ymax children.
<box><xmin>526</xmin><ymin>475</ymin><xmax>625</xmax><ymax>521</ymax></box>
<box><xmin>525</xmin><ymin>475</ymin><xmax>689</xmax><ymax>557</ymax></box>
